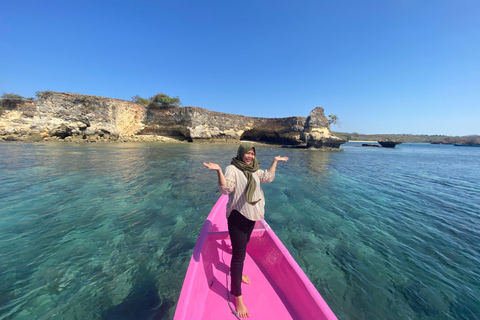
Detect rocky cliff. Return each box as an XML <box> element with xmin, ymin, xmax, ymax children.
<box><xmin>0</xmin><ymin>91</ymin><xmax>346</xmax><ymax>148</ymax></box>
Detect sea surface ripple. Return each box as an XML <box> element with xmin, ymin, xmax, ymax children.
<box><xmin>0</xmin><ymin>142</ymin><xmax>479</xmax><ymax>320</ymax></box>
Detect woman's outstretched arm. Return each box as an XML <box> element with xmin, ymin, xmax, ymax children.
<box><xmin>268</xmin><ymin>156</ymin><xmax>289</xmax><ymax>173</ymax></box>
<box><xmin>203</xmin><ymin>162</ymin><xmax>226</xmax><ymax>186</ymax></box>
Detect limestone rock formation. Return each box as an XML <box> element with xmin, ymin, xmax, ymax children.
<box><xmin>378</xmin><ymin>140</ymin><xmax>402</xmax><ymax>148</ymax></box>
<box><xmin>0</xmin><ymin>91</ymin><xmax>346</xmax><ymax>148</ymax></box>
<box><xmin>142</xmin><ymin>106</ymin><xmax>307</xmax><ymax>145</ymax></box>
<box><xmin>0</xmin><ymin>99</ymin><xmax>37</xmax><ymax>140</ymax></box>
<box><xmin>301</xmin><ymin>107</ymin><xmax>347</xmax><ymax>148</ymax></box>
<box><xmin>0</xmin><ymin>92</ymin><xmax>145</xmax><ymax>142</ymax></box>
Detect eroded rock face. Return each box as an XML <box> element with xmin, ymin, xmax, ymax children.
<box><xmin>301</xmin><ymin>107</ymin><xmax>347</xmax><ymax>148</ymax></box>
<box><xmin>33</xmin><ymin>91</ymin><xmax>145</xmax><ymax>138</ymax></box>
<box><xmin>0</xmin><ymin>99</ymin><xmax>37</xmax><ymax>139</ymax></box>
<box><xmin>0</xmin><ymin>92</ymin><xmax>145</xmax><ymax>142</ymax></box>
<box><xmin>141</xmin><ymin>106</ymin><xmax>251</xmax><ymax>141</ymax></box>
<box><xmin>0</xmin><ymin>92</ymin><xmax>345</xmax><ymax>148</ymax></box>
<box><xmin>142</xmin><ymin>106</ymin><xmax>307</xmax><ymax>145</ymax></box>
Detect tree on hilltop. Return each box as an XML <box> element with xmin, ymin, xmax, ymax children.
<box><xmin>131</xmin><ymin>95</ymin><xmax>149</xmax><ymax>105</ymax></box>
<box><xmin>132</xmin><ymin>92</ymin><xmax>182</xmax><ymax>108</ymax></box>
<box><xmin>148</xmin><ymin>93</ymin><xmax>181</xmax><ymax>108</ymax></box>
<box><xmin>1</xmin><ymin>93</ymin><xmax>25</xmax><ymax>100</ymax></box>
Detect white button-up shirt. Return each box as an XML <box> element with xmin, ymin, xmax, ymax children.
<box><xmin>219</xmin><ymin>165</ymin><xmax>275</xmax><ymax>221</ymax></box>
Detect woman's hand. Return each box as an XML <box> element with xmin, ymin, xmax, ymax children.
<box><xmin>274</xmin><ymin>156</ymin><xmax>289</xmax><ymax>162</ymax></box>
<box><xmin>268</xmin><ymin>156</ymin><xmax>288</xmax><ymax>173</ymax></box>
<box><xmin>203</xmin><ymin>162</ymin><xmax>226</xmax><ymax>186</ymax></box>
<box><xmin>203</xmin><ymin>162</ymin><xmax>221</xmax><ymax>171</ymax></box>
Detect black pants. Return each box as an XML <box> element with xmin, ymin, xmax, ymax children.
<box><xmin>228</xmin><ymin>210</ymin><xmax>255</xmax><ymax>297</ymax></box>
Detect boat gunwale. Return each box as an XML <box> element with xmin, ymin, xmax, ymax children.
<box><xmin>174</xmin><ymin>195</ymin><xmax>337</xmax><ymax>320</ymax></box>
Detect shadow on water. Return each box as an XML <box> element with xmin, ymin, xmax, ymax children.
<box><xmin>101</xmin><ymin>277</ymin><xmax>175</xmax><ymax>320</ymax></box>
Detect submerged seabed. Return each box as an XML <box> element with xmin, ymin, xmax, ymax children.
<box><xmin>0</xmin><ymin>142</ymin><xmax>479</xmax><ymax>320</ymax></box>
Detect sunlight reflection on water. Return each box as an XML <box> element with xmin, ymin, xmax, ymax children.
<box><xmin>0</xmin><ymin>142</ymin><xmax>479</xmax><ymax>320</ymax></box>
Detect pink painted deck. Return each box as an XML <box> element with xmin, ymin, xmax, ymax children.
<box><xmin>174</xmin><ymin>195</ymin><xmax>337</xmax><ymax>320</ymax></box>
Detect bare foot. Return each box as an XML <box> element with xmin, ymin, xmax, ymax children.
<box><xmin>242</xmin><ymin>274</ymin><xmax>250</xmax><ymax>285</ymax></box>
<box><xmin>234</xmin><ymin>295</ymin><xmax>250</xmax><ymax>318</ymax></box>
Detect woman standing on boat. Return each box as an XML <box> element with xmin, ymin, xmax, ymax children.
<box><xmin>203</xmin><ymin>142</ymin><xmax>288</xmax><ymax>319</ymax></box>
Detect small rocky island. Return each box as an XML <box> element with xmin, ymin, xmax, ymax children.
<box><xmin>0</xmin><ymin>91</ymin><xmax>346</xmax><ymax>149</ymax></box>
<box><xmin>378</xmin><ymin>140</ymin><xmax>402</xmax><ymax>148</ymax></box>
<box><xmin>361</xmin><ymin>140</ymin><xmax>402</xmax><ymax>148</ymax></box>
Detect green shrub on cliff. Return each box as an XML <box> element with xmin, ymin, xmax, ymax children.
<box><xmin>148</xmin><ymin>93</ymin><xmax>181</xmax><ymax>108</ymax></box>
<box><xmin>328</xmin><ymin>114</ymin><xmax>340</xmax><ymax>127</ymax></box>
<box><xmin>131</xmin><ymin>95</ymin><xmax>149</xmax><ymax>105</ymax></box>
<box><xmin>132</xmin><ymin>92</ymin><xmax>182</xmax><ymax>108</ymax></box>
<box><xmin>1</xmin><ymin>93</ymin><xmax>25</xmax><ymax>100</ymax></box>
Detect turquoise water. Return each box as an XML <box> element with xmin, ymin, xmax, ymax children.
<box><xmin>0</xmin><ymin>142</ymin><xmax>479</xmax><ymax>320</ymax></box>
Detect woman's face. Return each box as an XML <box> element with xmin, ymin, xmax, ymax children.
<box><xmin>243</xmin><ymin>148</ymin><xmax>255</xmax><ymax>164</ymax></box>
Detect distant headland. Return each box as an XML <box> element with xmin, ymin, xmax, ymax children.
<box><xmin>0</xmin><ymin>91</ymin><xmax>346</xmax><ymax>149</ymax></box>
<box><xmin>333</xmin><ymin>132</ymin><xmax>480</xmax><ymax>146</ymax></box>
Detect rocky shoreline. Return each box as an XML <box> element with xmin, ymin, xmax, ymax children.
<box><xmin>1</xmin><ymin>91</ymin><xmax>346</xmax><ymax>149</ymax></box>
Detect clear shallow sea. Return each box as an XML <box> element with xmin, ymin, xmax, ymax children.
<box><xmin>0</xmin><ymin>142</ymin><xmax>479</xmax><ymax>320</ymax></box>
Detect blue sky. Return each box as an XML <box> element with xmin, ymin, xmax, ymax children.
<box><xmin>1</xmin><ymin>0</ymin><xmax>479</xmax><ymax>136</ymax></box>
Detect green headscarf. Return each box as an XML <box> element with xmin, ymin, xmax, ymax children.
<box><xmin>231</xmin><ymin>142</ymin><xmax>260</xmax><ymax>204</ymax></box>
